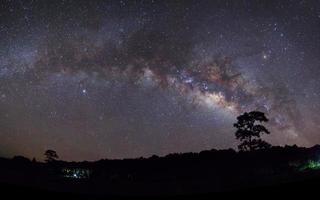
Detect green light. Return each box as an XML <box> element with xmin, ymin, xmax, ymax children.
<box><xmin>305</xmin><ymin>160</ymin><xmax>320</xmax><ymax>169</ymax></box>
<box><xmin>294</xmin><ymin>160</ymin><xmax>320</xmax><ymax>171</ymax></box>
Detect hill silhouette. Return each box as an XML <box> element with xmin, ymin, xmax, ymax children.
<box><xmin>1</xmin><ymin>145</ymin><xmax>320</xmax><ymax>197</ymax></box>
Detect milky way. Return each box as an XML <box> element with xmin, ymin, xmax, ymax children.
<box><xmin>0</xmin><ymin>0</ymin><xmax>320</xmax><ymax>161</ymax></box>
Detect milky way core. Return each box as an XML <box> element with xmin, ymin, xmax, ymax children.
<box><xmin>0</xmin><ymin>0</ymin><xmax>320</xmax><ymax>161</ymax></box>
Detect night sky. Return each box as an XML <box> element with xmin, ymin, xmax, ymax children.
<box><xmin>0</xmin><ymin>0</ymin><xmax>319</xmax><ymax>161</ymax></box>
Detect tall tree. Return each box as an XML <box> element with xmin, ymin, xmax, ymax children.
<box><xmin>234</xmin><ymin>111</ymin><xmax>271</xmax><ymax>151</ymax></box>
<box><xmin>44</xmin><ymin>149</ymin><xmax>59</xmax><ymax>162</ymax></box>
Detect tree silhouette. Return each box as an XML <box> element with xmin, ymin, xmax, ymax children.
<box><xmin>44</xmin><ymin>149</ymin><xmax>59</xmax><ymax>162</ymax></box>
<box><xmin>234</xmin><ymin>111</ymin><xmax>271</xmax><ymax>151</ymax></box>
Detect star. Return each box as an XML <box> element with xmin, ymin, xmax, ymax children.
<box><xmin>263</xmin><ymin>54</ymin><xmax>268</xmax><ymax>59</ymax></box>
<box><xmin>0</xmin><ymin>0</ymin><xmax>318</xmax><ymax>161</ymax></box>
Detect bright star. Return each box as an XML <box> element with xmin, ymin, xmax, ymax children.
<box><xmin>263</xmin><ymin>54</ymin><xmax>268</xmax><ymax>59</ymax></box>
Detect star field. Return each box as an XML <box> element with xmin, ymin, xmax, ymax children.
<box><xmin>0</xmin><ymin>0</ymin><xmax>319</xmax><ymax>161</ymax></box>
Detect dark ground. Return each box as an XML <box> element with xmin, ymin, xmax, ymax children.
<box><xmin>0</xmin><ymin>178</ymin><xmax>318</xmax><ymax>199</ymax></box>
<box><xmin>1</xmin><ymin>145</ymin><xmax>320</xmax><ymax>199</ymax></box>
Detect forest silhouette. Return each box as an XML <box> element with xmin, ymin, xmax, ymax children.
<box><xmin>0</xmin><ymin>111</ymin><xmax>320</xmax><ymax>196</ymax></box>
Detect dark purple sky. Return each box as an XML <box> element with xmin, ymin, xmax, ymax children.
<box><xmin>0</xmin><ymin>0</ymin><xmax>319</xmax><ymax>161</ymax></box>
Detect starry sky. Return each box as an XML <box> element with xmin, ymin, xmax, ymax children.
<box><xmin>0</xmin><ymin>0</ymin><xmax>319</xmax><ymax>161</ymax></box>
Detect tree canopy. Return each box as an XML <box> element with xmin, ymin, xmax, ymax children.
<box><xmin>234</xmin><ymin>111</ymin><xmax>271</xmax><ymax>151</ymax></box>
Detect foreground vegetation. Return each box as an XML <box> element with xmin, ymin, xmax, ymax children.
<box><xmin>1</xmin><ymin>145</ymin><xmax>320</xmax><ymax>195</ymax></box>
